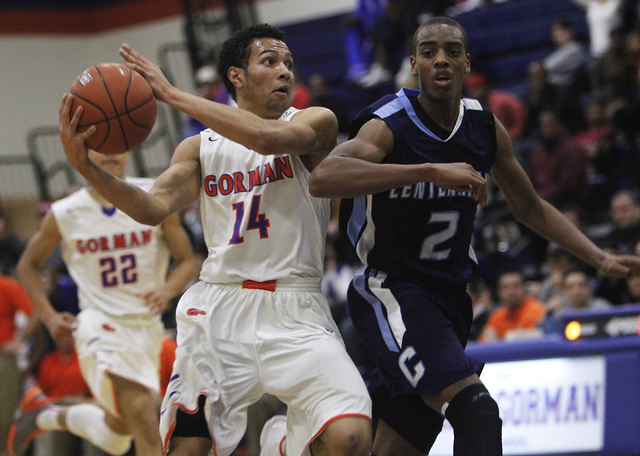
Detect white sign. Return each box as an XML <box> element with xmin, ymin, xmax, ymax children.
<box><xmin>430</xmin><ymin>356</ymin><xmax>606</xmax><ymax>455</ymax></box>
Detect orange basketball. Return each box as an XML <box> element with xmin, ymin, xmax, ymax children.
<box><xmin>70</xmin><ymin>63</ymin><xmax>157</xmax><ymax>155</ymax></box>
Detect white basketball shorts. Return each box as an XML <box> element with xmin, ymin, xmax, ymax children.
<box><xmin>74</xmin><ymin>308</ymin><xmax>164</xmax><ymax>417</ymax></box>
<box><xmin>160</xmin><ymin>279</ymin><xmax>371</xmax><ymax>456</ymax></box>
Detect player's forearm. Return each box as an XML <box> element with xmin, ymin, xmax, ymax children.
<box><xmin>310</xmin><ymin>155</ymin><xmax>443</xmax><ymax>198</ymax></box>
<box><xmin>162</xmin><ymin>256</ymin><xmax>201</xmax><ymax>300</ymax></box>
<box><xmin>16</xmin><ymin>261</ymin><xmax>56</xmax><ymax>322</ymax></box>
<box><xmin>78</xmin><ymin>164</ymin><xmax>171</xmax><ymax>226</ymax></box>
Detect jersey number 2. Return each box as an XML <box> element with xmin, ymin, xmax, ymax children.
<box><xmin>420</xmin><ymin>212</ymin><xmax>459</xmax><ymax>260</ymax></box>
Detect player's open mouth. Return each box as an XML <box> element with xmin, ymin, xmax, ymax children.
<box><xmin>274</xmin><ymin>87</ymin><xmax>289</xmax><ymax>95</ymax></box>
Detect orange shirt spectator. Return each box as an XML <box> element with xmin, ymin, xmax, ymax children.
<box><xmin>480</xmin><ymin>271</ymin><xmax>546</xmax><ymax>341</ymax></box>
<box><xmin>0</xmin><ymin>274</ymin><xmax>34</xmax><ymax>345</ymax></box>
<box><xmin>159</xmin><ymin>336</ymin><xmax>177</xmax><ymax>397</ymax></box>
<box><xmin>37</xmin><ymin>339</ymin><xmax>90</xmax><ymax>399</ymax></box>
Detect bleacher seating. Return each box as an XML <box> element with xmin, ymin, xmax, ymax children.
<box><xmin>280</xmin><ymin>0</ymin><xmax>589</xmax><ymax>120</ymax></box>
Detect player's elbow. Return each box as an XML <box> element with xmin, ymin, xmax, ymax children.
<box><xmin>309</xmin><ymin>166</ymin><xmax>334</xmax><ymax>198</ymax></box>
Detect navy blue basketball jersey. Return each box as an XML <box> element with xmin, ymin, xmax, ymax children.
<box><xmin>340</xmin><ymin>88</ymin><xmax>497</xmax><ymax>286</ymax></box>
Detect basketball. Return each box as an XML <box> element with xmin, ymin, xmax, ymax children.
<box><xmin>70</xmin><ymin>63</ymin><xmax>157</xmax><ymax>155</ymax></box>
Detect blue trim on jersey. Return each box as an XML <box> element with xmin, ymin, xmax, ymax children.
<box><xmin>347</xmin><ymin>196</ymin><xmax>367</xmax><ymax>247</ymax></box>
<box><xmin>353</xmin><ymin>274</ymin><xmax>399</xmax><ymax>353</ymax></box>
<box><xmin>375</xmin><ymin>89</ymin><xmax>443</xmax><ymax>141</ymax></box>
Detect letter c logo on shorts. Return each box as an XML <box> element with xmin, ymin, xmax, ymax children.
<box><xmin>187</xmin><ymin>308</ymin><xmax>206</xmax><ymax>316</ymax></box>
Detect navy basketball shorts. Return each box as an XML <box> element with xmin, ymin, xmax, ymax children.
<box><xmin>347</xmin><ymin>268</ymin><xmax>484</xmax><ymax>396</ymax></box>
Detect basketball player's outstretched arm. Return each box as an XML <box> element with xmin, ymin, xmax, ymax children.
<box><xmin>59</xmin><ymin>93</ymin><xmax>201</xmax><ymax>226</ymax></box>
<box><xmin>119</xmin><ymin>43</ymin><xmax>336</xmax><ymax>164</ymax></box>
<box><xmin>490</xmin><ymin>116</ymin><xmax>640</xmax><ymax>278</ymax></box>
<box><xmin>309</xmin><ymin>117</ymin><xmax>487</xmax><ymax>201</ymax></box>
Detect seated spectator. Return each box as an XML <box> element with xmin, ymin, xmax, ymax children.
<box><xmin>557</xmin><ymin>270</ymin><xmax>612</xmax><ymax>315</ymax></box>
<box><xmin>468</xmin><ymin>279</ymin><xmax>494</xmax><ymax>342</ymax></box>
<box><xmin>463</xmin><ymin>72</ymin><xmax>528</xmax><ymax>141</ymax></box>
<box><xmin>341</xmin><ymin>0</ymin><xmax>387</xmax><ymax>83</ymax></box>
<box><xmin>572</xmin><ymin>98</ymin><xmax>624</xmax><ymax>208</ymax></box>
<box><xmin>592</xmin><ymin>27</ymin><xmax>636</xmax><ymax>109</ymax></box>
<box><xmin>540</xmin><ymin>269</ymin><xmax>612</xmax><ymax>334</ymax></box>
<box><xmin>543</xmin><ymin>17</ymin><xmax>589</xmax><ymax>132</ymax></box>
<box><xmin>527</xmin><ymin>110</ymin><xmax>589</xmax><ymax>207</ymax></box>
<box><xmin>479</xmin><ymin>271</ymin><xmax>547</xmax><ymax>342</ymax></box>
<box><xmin>523</xmin><ymin>60</ymin><xmax>557</xmax><ymax>136</ymax></box>
<box><xmin>0</xmin><ymin>274</ymin><xmax>36</xmax><ymax>455</ymax></box>
<box><xmin>181</xmin><ymin>64</ymin><xmax>233</xmax><ymax>140</ymax></box>
<box><xmin>308</xmin><ymin>73</ymin><xmax>350</xmax><ymax>135</ymax></box>
<box><xmin>31</xmin><ymin>337</ymin><xmax>106</xmax><ymax>456</ymax></box>
<box><xmin>0</xmin><ymin>213</ymin><xmax>26</xmax><ymax>277</ymax></box>
<box><xmin>289</xmin><ymin>80</ymin><xmax>312</xmax><ymax>109</ymax></box>
<box><xmin>355</xmin><ymin>0</ymin><xmax>408</xmax><ymax>88</ymax></box>
<box><xmin>623</xmin><ymin>273</ymin><xmax>640</xmax><ymax>304</ymax></box>
<box><xmin>602</xmin><ymin>189</ymin><xmax>640</xmax><ymax>254</ymax></box>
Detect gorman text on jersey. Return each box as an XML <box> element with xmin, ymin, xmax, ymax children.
<box><xmin>203</xmin><ymin>156</ymin><xmax>294</xmax><ymax>197</ymax></box>
<box><xmin>76</xmin><ymin>229</ymin><xmax>153</xmax><ymax>254</ymax></box>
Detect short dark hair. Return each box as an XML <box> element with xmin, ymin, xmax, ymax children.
<box><xmin>217</xmin><ymin>23</ymin><xmax>288</xmax><ymax>101</ymax></box>
<box><xmin>412</xmin><ymin>16</ymin><xmax>469</xmax><ymax>55</ymax></box>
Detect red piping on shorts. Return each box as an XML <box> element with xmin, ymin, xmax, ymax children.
<box><xmin>242</xmin><ymin>280</ymin><xmax>277</xmax><ymax>292</ymax></box>
<box><xmin>162</xmin><ymin>393</ymin><xmax>216</xmax><ymax>455</ymax></box>
<box><xmin>305</xmin><ymin>413</ymin><xmax>372</xmax><ymax>451</ymax></box>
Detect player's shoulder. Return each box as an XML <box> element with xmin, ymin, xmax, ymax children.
<box><xmin>51</xmin><ymin>187</ymin><xmax>90</xmax><ymax>214</ymax></box>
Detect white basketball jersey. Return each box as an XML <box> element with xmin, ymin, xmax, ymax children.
<box><xmin>198</xmin><ymin>107</ymin><xmax>330</xmax><ymax>283</ymax></box>
<box><xmin>51</xmin><ymin>178</ymin><xmax>171</xmax><ymax>317</ymax></box>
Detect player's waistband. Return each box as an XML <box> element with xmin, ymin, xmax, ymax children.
<box><xmin>218</xmin><ymin>277</ymin><xmax>322</xmax><ymax>292</ymax></box>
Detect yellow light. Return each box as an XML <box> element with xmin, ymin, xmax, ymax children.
<box><xmin>565</xmin><ymin>321</ymin><xmax>582</xmax><ymax>341</ymax></box>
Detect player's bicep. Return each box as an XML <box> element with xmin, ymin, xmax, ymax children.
<box><xmin>332</xmin><ymin>117</ymin><xmax>393</xmax><ymax>164</ymax></box>
<box><xmin>19</xmin><ymin>212</ymin><xmax>62</xmax><ymax>269</ymax></box>
<box><xmin>149</xmin><ymin>135</ymin><xmax>202</xmax><ymax>216</ymax></box>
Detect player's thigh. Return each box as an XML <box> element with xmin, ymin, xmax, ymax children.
<box><xmin>167</xmin><ymin>436</ymin><xmax>212</xmax><ymax>456</ymax></box>
<box><xmin>372</xmin><ymin>420</ymin><xmax>425</xmax><ymax>456</ymax></box>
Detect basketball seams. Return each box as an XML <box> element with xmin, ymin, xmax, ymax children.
<box><xmin>96</xmin><ymin>64</ymin><xmax>131</xmax><ymax>151</ymax></box>
<box><xmin>70</xmin><ymin>62</ymin><xmax>156</xmax><ymax>154</ymax></box>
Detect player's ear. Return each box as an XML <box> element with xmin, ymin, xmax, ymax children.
<box><xmin>227</xmin><ymin>67</ymin><xmax>243</xmax><ymax>89</ymax></box>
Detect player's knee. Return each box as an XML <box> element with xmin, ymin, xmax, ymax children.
<box><xmin>314</xmin><ymin>416</ymin><xmax>372</xmax><ymax>456</ymax></box>
<box><xmin>444</xmin><ymin>384</ymin><xmax>502</xmax><ymax>454</ymax></box>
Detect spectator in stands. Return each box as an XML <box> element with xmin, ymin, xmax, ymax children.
<box><xmin>0</xmin><ymin>213</ymin><xmax>26</xmax><ymax>277</ymax></box>
<box><xmin>463</xmin><ymin>72</ymin><xmax>528</xmax><ymax>140</ymax></box>
<box><xmin>527</xmin><ymin>109</ymin><xmax>589</xmax><ymax>207</ymax></box>
<box><xmin>603</xmin><ymin>189</ymin><xmax>640</xmax><ymax>255</ymax></box>
<box><xmin>573</xmin><ymin>98</ymin><xmax>624</xmax><ymax>208</ymax></box>
<box><xmin>623</xmin><ymin>265</ymin><xmax>640</xmax><ymax>304</ymax></box>
<box><xmin>355</xmin><ymin>0</ymin><xmax>408</xmax><ymax>88</ymax></box>
<box><xmin>540</xmin><ymin>269</ymin><xmax>612</xmax><ymax>334</ymax></box>
<box><xmin>523</xmin><ymin>60</ymin><xmax>557</xmax><ymax>136</ymax></box>
<box><xmin>290</xmin><ymin>79</ymin><xmax>312</xmax><ymax>109</ymax></box>
<box><xmin>308</xmin><ymin>73</ymin><xmax>350</xmax><ymax>136</ymax></box>
<box><xmin>599</xmin><ymin>28</ymin><xmax>637</xmax><ymax>105</ymax></box>
<box><xmin>31</xmin><ymin>336</ymin><xmax>104</xmax><ymax>456</ymax></box>
<box><xmin>543</xmin><ymin>18</ymin><xmax>589</xmax><ymax>132</ymax></box>
<box><xmin>0</xmin><ymin>274</ymin><xmax>36</xmax><ymax>456</ymax></box>
<box><xmin>558</xmin><ymin>269</ymin><xmax>612</xmax><ymax>314</ymax></box>
<box><xmin>182</xmin><ymin>64</ymin><xmax>233</xmax><ymax>140</ymax></box>
<box><xmin>479</xmin><ymin>271</ymin><xmax>546</xmax><ymax>342</ymax></box>
<box><xmin>468</xmin><ymin>279</ymin><xmax>494</xmax><ymax>342</ymax></box>
<box><xmin>341</xmin><ymin>0</ymin><xmax>387</xmax><ymax>83</ymax></box>
<box><xmin>570</xmin><ymin>0</ymin><xmax>623</xmax><ymax>63</ymax></box>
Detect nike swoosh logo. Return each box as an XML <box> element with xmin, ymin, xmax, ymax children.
<box><xmin>208</xmin><ymin>137</ymin><xmax>219</xmax><ymax>141</ymax></box>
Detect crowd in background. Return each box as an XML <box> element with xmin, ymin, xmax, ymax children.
<box><xmin>2</xmin><ymin>0</ymin><xmax>640</xmax><ymax>454</ymax></box>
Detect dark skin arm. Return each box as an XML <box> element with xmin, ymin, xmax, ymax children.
<box><xmin>309</xmin><ymin>116</ymin><xmax>487</xmax><ymax>201</ymax></box>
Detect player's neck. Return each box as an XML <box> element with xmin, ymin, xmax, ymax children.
<box><xmin>88</xmin><ymin>187</ymin><xmax>114</xmax><ymax>209</ymax></box>
<box><xmin>417</xmin><ymin>93</ymin><xmax>460</xmax><ymax>132</ymax></box>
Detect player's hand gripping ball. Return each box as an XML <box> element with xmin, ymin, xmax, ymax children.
<box><xmin>70</xmin><ymin>63</ymin><xmax>157</xmax><ymax>154</ymax></box>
